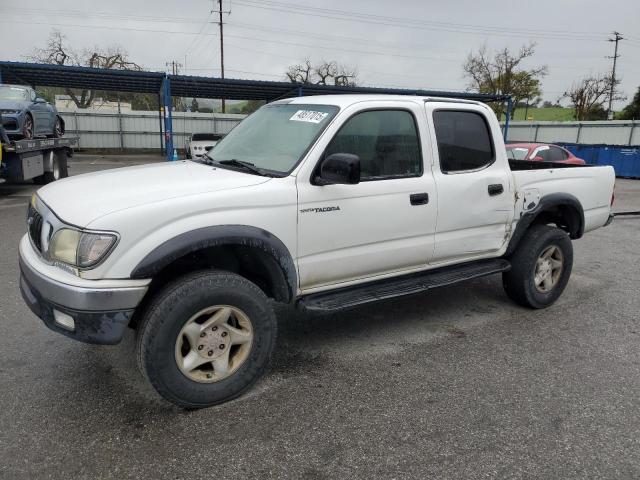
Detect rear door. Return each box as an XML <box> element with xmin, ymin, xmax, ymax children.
<box><xmin>426</xmin><ymin>104</ymin><xmax>514</xmax><ymax>264</ymax></box>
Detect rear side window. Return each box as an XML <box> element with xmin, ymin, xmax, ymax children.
<box><xmin>433</xmin><ymin>110</ymin><xmax>494</xmax><ymax>173</ymax></box>
<box><xmin>324</xmin><ymin>109</ymin><xmax>422</xmax><ymax>180</ymax></box>
<box><xmin>534</xmin><ymin>147</ymin><xmax>552</xmax><ymax>162</ymax></box>
<box><xmin>550</xmin><ymin>146</ymin><xmax>568</xmax><ymax>161</ymax></box>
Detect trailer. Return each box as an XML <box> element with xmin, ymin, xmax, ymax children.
<box><xmin>0</xmin><ymin>126</ymin><xmax>78</xmax><ymax>184</ymax></box>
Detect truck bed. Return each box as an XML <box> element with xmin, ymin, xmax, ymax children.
<box><xmin>511</xmin><ymin>162</ymin><xmax>615</xmax><ymax>234</ymax></box>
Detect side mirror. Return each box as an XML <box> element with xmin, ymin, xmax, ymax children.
<box><xmin>315</xmin><ymin>153</ymin><xmax>360</xmax><ymax>185</ymax></box>
<box><xmin>34</xmin><ymin>97</ymin><xmax>46</xmax><ymax>103</ymax></box>
<box><xmin>532</xmin><ymin>156</ymin><xmax>544</xmax><ymax>162</ymax></box>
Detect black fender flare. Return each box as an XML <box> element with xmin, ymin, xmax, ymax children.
<box><xmin>505</xmin><ymin>193</ymin><xmax>584</xmax><ymax>256</ymax></box>
<box><xmin>130</xmin><ymin>225</ymin><xmax>297</xmax><ymax>302</ymax></box>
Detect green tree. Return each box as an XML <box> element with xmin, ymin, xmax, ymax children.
<box><xmin>240</xmin><ymin>100</ymin><xmax>265</xmax><ymax>114</ymax></box>
<box><xmin>618</xmin><ymin>86</ymin><xmax>640</xmax><ymax>120</ymax></box>
<box><xmin>463</xmin><ymin>43</ymin><xmax>547</xmax><ymax>120</ymax></box>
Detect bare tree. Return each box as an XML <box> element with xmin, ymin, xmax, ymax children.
<box><xmin>463</xmin><ymin>43</ymin><xmax>547</xmax><ymax>119</ymax></box>
<box><xmin>286</xmin><ymin>58</ymin><xmax>314</xmax><ymax>84</ymax></box>
<box><xmin>286</xmin><ymin>58</ymin><xmax>358</xmax><ymax>86</ymax></box>
<box><xmin>27</xmin><ymin>30</ymin><xmax>143</xmax><ymax>108</ymax></box>
<box><xmin>563</xmin><ymin>74</ymin><xmax>626</xmax><ymax>120</ymax></box>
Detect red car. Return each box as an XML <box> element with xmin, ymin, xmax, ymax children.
<box><xmin>506</xmin><ymin>142</ymin><xmax>586</xmax><ymax>165</ymax></box>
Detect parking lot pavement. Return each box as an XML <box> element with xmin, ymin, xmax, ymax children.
<box><xmin>1</xmin><ymin>158</ymin><xmax>639</xmax><ymax>479</ymax></box>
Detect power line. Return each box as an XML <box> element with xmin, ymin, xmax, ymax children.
<box><xmin>227</xmin><ymin>20</ymin><xmax>614</xmax><ymax>60</ymax></box>
<box><xmin>3</xmin><ymin>8</ymin><xmax>207</xmax><ymax>24</ymax></box>
<box><xmin>3</xmin><ymin>19</ymin><xmax>217</xmax><ymax>36</ymax></box>
<box><xmin>232</xmin><ymin>0</ymin><xmax>609</xmax><ymax>41</ymax></box>
<box><xmin>183</xmin><ymin>13</ymin><xmax>215</xmax><ymax>61</ymax></box>
<box><xmin>223</xmin><ymin>32</ymin><xmax>462</xmax><ymax>63</ymax></box>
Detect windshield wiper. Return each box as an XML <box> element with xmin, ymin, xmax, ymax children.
<box><xmin>193</xmin><ymin>156</ymin><xmax>216</xmax><ymax>166</ymax></box>
<box><xmin>216</xmin><ymin>159</ymin><xmax>272</xmax><ymax>176</ymax></box>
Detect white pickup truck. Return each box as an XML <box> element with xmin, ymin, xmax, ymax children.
<box><xmin>19</xmin><ymin>95</ymin><xmax>615</xmax><ymax>408</ymax></box>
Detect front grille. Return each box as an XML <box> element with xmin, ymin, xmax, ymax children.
<box><xmin>27</xmin><ymin>205</ymin><xmax>44</xmax><ymax>252</ymax></box>
<box><xmin>1</xmin><ymin>118</ymin><xmax>18</xmax><ymax>130</ymax></box>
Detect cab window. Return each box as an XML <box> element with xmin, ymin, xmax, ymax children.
<box><xmin>324</xmin><ymin>109</ymin><xmax>422</xmax><ymax>180</ymax></box>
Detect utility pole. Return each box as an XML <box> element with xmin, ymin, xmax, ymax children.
<box><xmin>165</xmin><ymin>61</ymin><xmax>183</xmax><ymax>111</ymax></box>
<box><xmin>165</xmin><ymin>60</ymin><xmax>182</xmax><ymax>75</ymax></box>
<box><xmin>213</xmin><ymin>0</ymin><xmax>229</xmax><ymax>113</ymax></box>
<box><xmin>606</xmin><ymin>31</ymin><xmax>624</xmax><ymax>120</ymax></box>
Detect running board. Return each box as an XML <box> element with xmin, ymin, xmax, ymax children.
<box><xmin>298</xmin><ymin>259</ymin><xmax>511</xmax><ymax>312</ymax></box>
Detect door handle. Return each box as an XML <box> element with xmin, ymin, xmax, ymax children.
<box><xmin>410</xmin><ymin>193</ymin><xmax>429</xmax><ymax>205</ymax></box>
<box><xmin>488</xmin><ymin>184</ymin><xmax>504</xmax><ymax>196</ymax></box>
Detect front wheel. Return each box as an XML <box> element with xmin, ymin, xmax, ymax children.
<box><xmin>502</xmin><ymin>225</ymin><xmax>573</xmax><ymax>309</ymax></box>
<box><xmin>136</xmin><ymin>271</ymin><xmax>277</xmax><ymax>408</ymax></box>
<box><xmin>22</xmin><ymin>113</ymin><xmax>34</xmax><ymax>139</ymax></box>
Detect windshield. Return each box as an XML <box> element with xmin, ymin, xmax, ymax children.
<box><xmin>506</xmin><ymin>146</ymin><xmax>529</xmax><ymax>160</ymax></box>
<box><xmin>206</xmin><ymin>103</ymin><xmax>339</xmax><ymax>174</ymax></box>
<box><xmin>0</xmin><ymin>86</ymin><xmax>29</xmax><ymax>101</ymax></box>
<box><xmin>192</xmin><ymin>133</ymin><xmax>222</xmax><ymax>141</ymax></box>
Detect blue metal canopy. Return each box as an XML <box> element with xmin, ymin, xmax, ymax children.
<box><xmin>0</xmin><ymin>60</ymin><xmax>512</xmax><ymax>159</ymax></box>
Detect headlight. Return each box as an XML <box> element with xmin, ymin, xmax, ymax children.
<box><xmin>49</xmin><ymin>228</ymin><xmax>117</xmax><ymax>268</ymax></box>
<box><xmin>0</xmin><ymin>109</ymin><xmax>21</xmax><ymax>114</ymax></box>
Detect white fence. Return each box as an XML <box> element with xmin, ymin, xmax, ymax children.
<box><xmin>58</xmin><ymin>109</ymin><xmax>246</xmax><ymax>150</ymax></box>
<box><xmin>59</xmin><ymin>111</ymin><xmax>640</xmax><ymax>150</ymax></box>
<box><xmin>505</xmin><ymin>120</ymin><xmax>640</xmax><ymax>146</ymax></box>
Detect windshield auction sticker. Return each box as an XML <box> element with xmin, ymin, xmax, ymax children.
<box><xmin>289</xmin><ymin>110</ymin><xmax>329</xmax><ymax>123</ymax></box>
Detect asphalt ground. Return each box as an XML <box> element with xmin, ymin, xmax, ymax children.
<box><xmin>1</xmin><ymin>155</ymin><xmax>639</xmax><ymax>479</ymax></box>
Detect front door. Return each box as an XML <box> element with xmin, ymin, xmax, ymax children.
<box><xmin>296</xmin><ymin>105</ymin><xmax>437</xmax><ymax>291</ymax></box>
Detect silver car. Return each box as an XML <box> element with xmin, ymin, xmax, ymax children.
<box><xmin>0</xmin><ymin>84</ymin><xmax>64</xmax><ymax>139</ymax></box>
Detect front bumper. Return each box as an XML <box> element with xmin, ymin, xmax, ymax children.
<box><xmin>19</xmin><ymin>236</ymin><xmax>149</xmax><ymax>345</ymax></box>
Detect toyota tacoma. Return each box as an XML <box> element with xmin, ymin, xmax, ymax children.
<box><xmin>19</xmin><ymin>95</ymin><xmax>615</xmax><ymax>408</ymax></box>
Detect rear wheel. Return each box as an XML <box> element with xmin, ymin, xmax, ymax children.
<box><xmin>34</xmin><ymin>151</ymin><xmax>68</xmax><ymax>184</ymax></box>
<box><xmin>136</xmin><ymin>271</ymin><xmax>277</xmax><ymax>408</ymax></box>
<box><xmin>53</xmin><ymin>116</ymin><xmax>63</xmax><ymax>138</ymax></box>
<box><xmin>502</xmin><ymin>224</ymin><xmax>573</xmax><ymax>309</ymax></box>
<box><xmin>22</xmin><ymin>114</ymin><xmax>34</xmax><ymax>139</ymax></box>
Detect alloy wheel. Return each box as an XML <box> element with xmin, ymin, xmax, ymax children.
<box><xmin>174</xmin><ymin>305</ymin><xmax>254</xmax><ymax>383</ymax></box>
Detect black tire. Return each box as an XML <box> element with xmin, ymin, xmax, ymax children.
<box><xmin>34</xmin><ymin>151</ymin><xmax>68</xmax><ymax>184</ymax></box>
<box><xmin>136</xmin><ymin>270</ymin><xmax>277</xmax><ymax>408</ymax></box>
<box><xmin>22</xmin><ymin>113</ymin><xmax>34</xmax><ymax>139</ymax></box>
<box><xmin>502</xmin><ymin>224</ymin><xmax>573</xmax><ymax>309</ymax></box>
<box><xmin>53</xmin><ymin>116</ymin><xmax>63</xmax><ymax>138</ymax></box>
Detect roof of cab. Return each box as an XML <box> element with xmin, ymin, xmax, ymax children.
<box><xmin>279</xmin><ymin>94</ymin><xmax>486</xmax><ymax>109</ymax></box>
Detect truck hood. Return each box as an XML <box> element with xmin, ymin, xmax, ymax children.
<box><xmin>37</xmin><ymin>160</ymin><xmax>271</xmax><ymax>227</ymax></box>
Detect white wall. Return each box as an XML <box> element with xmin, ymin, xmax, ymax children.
<box><xmin>505</xmin><ymin>120</ymin><xmax>640</xmax><ymax>146</ymax></box>
<box><xmin>59</xmin><ymin>109</ymin><xmax>246</xmax><ymax>150</ymax></box>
